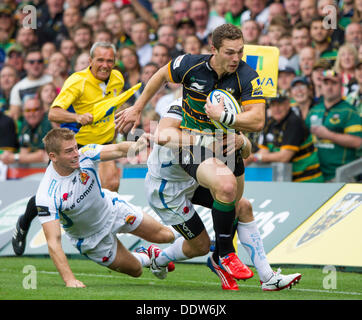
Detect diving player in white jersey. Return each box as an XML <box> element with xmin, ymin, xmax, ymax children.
<box><xmin>145</xmin><ymin>99</ymin><xmax>302</xmax><ymax>291</ymax></box>
<box><xmin>36</xmin><ymin>128</ymin><xmax>175</xmax><ymax>288</ymax></box>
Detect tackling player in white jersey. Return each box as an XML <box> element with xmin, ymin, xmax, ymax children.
<box><xmin>36</xmin><ymin>128</ymin><xmax>175</xmax><ymax>288</ymax></box>
<box><xmin>145</xmin><ymin>99</ymin><xmax>302</xmax><ymax>291</ymax></box>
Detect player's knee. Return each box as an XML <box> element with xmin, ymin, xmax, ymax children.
<box><xmin>214</xmin><ymin>176</ymin><xmax>237</xmax><ymax>202</ymax></box>
<box><xmin>157</xmin><ymin>228</ymin><xmax>175</xmax><ymax>243</ymax></box>
<box><xmin>125</xmin><ymin>263</ymin><xmax>143</xmax><ymax>278</ymax></box>
<box><xmin>132</xmin><ymin>267</ymin><xmax>143</xmax><ymax>278</ymax></box>
<box><xmin>236</xmin><ymin>198</ymin><xmax>254</xmax><ymax>223</ymax></box>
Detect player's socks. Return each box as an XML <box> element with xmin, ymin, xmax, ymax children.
<box><xmin>132</xmin><ymin>250</ymin><xmax>151</xmax><ymax>267</ymax></box>
<box><xmin>169</xmin><ymin>227</ymin><xmax>181</xmax><ymax>243</ymax></box>
<box><xmin>237</xmin><ymin>220</ymin><xmax>273</xmax><ymax>282</ymax></box>
<box><xmin>155</xmin><ymin>237</ymin><xmax>187</xmax><ymax>266</ymax></box>
<box><xmin>212</xmin><ymin>243</ymin><xmax>220</xmax><ymax>264</ymax></box>
<box><xmin>19</xmin><ymin>195</ymin><xmax>37</xmax><ymax>231</ymax></box>
<box><xmin>211</xmin><ymin>199</ymin><xmax>236</xmax><ymax>257</ymax></box>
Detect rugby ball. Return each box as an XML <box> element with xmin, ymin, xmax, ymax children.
<box><xmin>208</xmin><ymin>89</ymin><xmax>243</xmax><ymax>133</ymax></box>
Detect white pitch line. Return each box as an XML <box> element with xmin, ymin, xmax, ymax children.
<box><xmin>38</xmin><ymin>270</ymin><xmax>362</xmax><ymax>296</ymax></box>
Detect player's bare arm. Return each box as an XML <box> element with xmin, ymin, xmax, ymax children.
<box><xmin>115</xmin><ymin>64</ymin><xmax>171</xmax><ymax>133</ymax></box>
<box><xmin>255</xmin><ymin>148</ymin><xmax>296</xmax><ymax>163</ymax></box>
<box><xmin>205</xmin><ymin>96</ymin><xmax>265</xmax><ymax>132</ymax></box>
<box><xmin>42</xmin><ymin>219</ymin><xmax>85</xmax><ymax>288</ymax></box>
<box><xmin>155</xmin><ymin>117</ymin><xmax>195</xmax><ymax>147</ymax></box>
<box><xmin>100</xmin><ymin>133</ymin><xmax>151</xmax><ymax>161</ymax></box>
<box><xmin>48</xmin><ymin>106</ymin><xmax>93</xmax><ymax>126</ymax></box>
<box><xmin>156</xmin><ymin>116</ymin><xmax>251</xmax><ymax>158</ymax></box>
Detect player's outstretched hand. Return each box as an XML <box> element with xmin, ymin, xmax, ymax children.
<box><xmin>115</xmin><ymin>106</ymin><xmax>141</xmax><ymax>134</ymax></box>
<box><xmin>205</xmin><ymin>95</ymin><xmax>224</xmax><ymax>121</ymax></box>
<box><xmin>65</xmin><ymin>279</ymin><xmax>86</xmax><ymax>288</ymax></box>
<box><xmin>130</xmin><ymin>133</ymin><xmax>152</xmax><ymax>155</ymax></box>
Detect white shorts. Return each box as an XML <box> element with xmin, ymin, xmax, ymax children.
<box><xmin>145</xmin><ymin>173</ymin><xmax>199</xmax><ymax>226</ymax></box>
<box><xmin>67</xmin><ymin>199</ymin><xmax>143</xmax><ymax>267</ymax></box>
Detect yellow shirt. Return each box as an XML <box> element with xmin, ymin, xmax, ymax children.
<box><xmin>51</xmin><ymin>67</ymin><xmax>124</xmax><ymax>145</ymax></box>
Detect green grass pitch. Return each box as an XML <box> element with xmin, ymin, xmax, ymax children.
<box><xmin>0</xmin><ymin>256</ymin><xmax>361</xmax><ymax>300</ymax></box>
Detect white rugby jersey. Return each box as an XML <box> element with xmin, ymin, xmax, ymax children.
<box><xmin>147</xmin><ymin>98</ymin><xmax>194</xmax><ymax>182</ymax></box>
<box><xmin>36</xmin><ymin>144</ymin><xmax>119</xmax><ymax>238</ymax></box>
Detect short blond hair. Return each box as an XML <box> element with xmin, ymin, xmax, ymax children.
<box><xmin>43</xmin><ymin>128</ymin><xmax>76</xmax><ymax>154</ymax></box>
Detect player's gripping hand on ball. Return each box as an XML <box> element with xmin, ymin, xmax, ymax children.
<box><xmin>205</xmin><ymin>95</ymin><xmax>225</xmax><ymax>123</ymax></box>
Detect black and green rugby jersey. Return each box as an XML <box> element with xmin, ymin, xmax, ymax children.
<box><xmin>167</xmin><ymin>54</ymin><xmax>265</xmax><ymax>134</ymax></box>
<box><xmin>258</xmin><ymin>109</ymin><xmax>324</xmax><ymax>182</ymax></box>
<box><xmin>305</xmin><ymin>99</ymin><xmax>362</xmax><ymax>181</ymax></box>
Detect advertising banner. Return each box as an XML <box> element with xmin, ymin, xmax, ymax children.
<box><xmin>267</xmin><ymin>184</ymin><xmax>362</xmax><ymax>268</ymax></box>
<box><xmin>243</xmin><ymin>45</ymin><xmax>280</xmax><ymax>98</ymax></box>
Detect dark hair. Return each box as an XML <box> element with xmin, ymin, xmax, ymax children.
<box><xmin>25</xmin><ymin>46</ymin><xmax>42</xmax><ymax>59</ymax></box>
<box><xmin>72</xmin><ymin>23</ymin><xmax>93</xmax><ymax>37</ymax></box>
<box><xmin>212</xmin><ymin>24</ymin><xmax>243</xmax><ymax>50</ymax></box>
<box><xmin>131</xmin><ymin>18</ymin><xmax>150</xmax><ymax>30</ymax></box>
<box><xmin>292</xmin><ymin>21</ymin><xmax>310</xmax><ymax>32</ymax></box>
<box><xmin>95</xmin><ymin>28</ymin><xmax>113</xmax><ymax>38</ymax></box>
<box><xmin>153</xmin><ymin>42</ymin><xmax>169</xmax><ymax>53</ymax></box>
<box><xmin>142</xmin><ymin>62</ymin><xmax>159</xmax><ymax>70</ymax></box>
<box><xmin>310</xmin><ymin>15</ymin><xmax>325</xmax><ymax>24</ymax></box>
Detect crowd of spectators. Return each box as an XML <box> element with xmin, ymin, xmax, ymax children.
<box><xmin>0</xmin><ymin>0</ymin><xmax>361</xmax><ymax>182</ymax></box>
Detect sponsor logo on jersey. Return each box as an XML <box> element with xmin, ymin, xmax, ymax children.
<box><xmin>79</xmin><ymin>171</ymin><xmax>90</xmax><ymax>185</ymax></box>
<box><xmin>102</xmin><ymin>250</ymin><xmax>113</xmax><ymax>263</ymax></box>
<box><xmin>190</xmin><ymin>82</ymin><xmax>205</xmax><ymax>92</ymax></box>
<box><xmin>80</xmin><ymin>144</ymin><xmax>97</xmax><ymax>154</ymax></box>
<box><xmin>251</xmin><ymin>77</ymin><xmax>264</xmax><ymax>97</ymax></box>
<box><xmin>296</xmin><ymin>193</ymin><xmax>361</xmax><ymax>247</ymax></box>
<box><xmin>62</xmin><ymin>192</ymin><xmax>72</xmax><ymax>201</ymax></box>
<box><xmin>173</xmin><ymin>54</ymin><xmax>185</xmax><ymax>69</ymax></box>
<box><xmin>225</xmin><ymin>88</ymin><xmax>235</xmax><ymax>95</ymax></box>
<box><xmin>329</xmin><ymin>114</ymin><xmax>340</xmax><ymax>125</ymax></box>
<box><xmin>37</xmin><ymin>206</ymin><xmax>50</xmax><ymax>216</ymax></box>
<box><xmin>125</xmin><ymin>214</ymin><xmax>136</xmax><ymax>225</ymax></box>
<box><xmin>76</xmin><ymin>179</ymin><xmax>95</xmax><ymax>203</ymax></box>
<box><xmin>180</xmin><ymin>222</ymin><xmax>195</xmax><ymax>239</ymax></box>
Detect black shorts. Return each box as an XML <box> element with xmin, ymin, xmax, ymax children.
<box><xmin>171</xmin><ymin>183</ymin><xmax>231</xmax><ymax>241</ymax></box>
<box><xmin>171</xmin><ymin>185</ymin><xmax>214</xmax><ymax>240</ymax></box>
<box><xmin>178</xmin><ymin>144</ymin><xmax>245</xmax><ymax>181</ymax></box>
<box><xmin>172</xmin><ymin>212</ymin><xmax>205</xmax><ymax>240</ymax></box>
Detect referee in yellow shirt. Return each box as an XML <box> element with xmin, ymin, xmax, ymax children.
<box><xmin>49</xmin><ymin>42</ymin><xmax>124</xmax><ymax>191</ymax></box>
<box><xmin>12</xmin><ymin>42</ymin><xmax>126</xmax><ymax>256</ymax></box>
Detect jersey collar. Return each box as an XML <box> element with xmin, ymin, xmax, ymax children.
<box><xmin>87</xmin><ymin>66</ymin><xmax>111</xmax><ymax>85</ymax></box>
